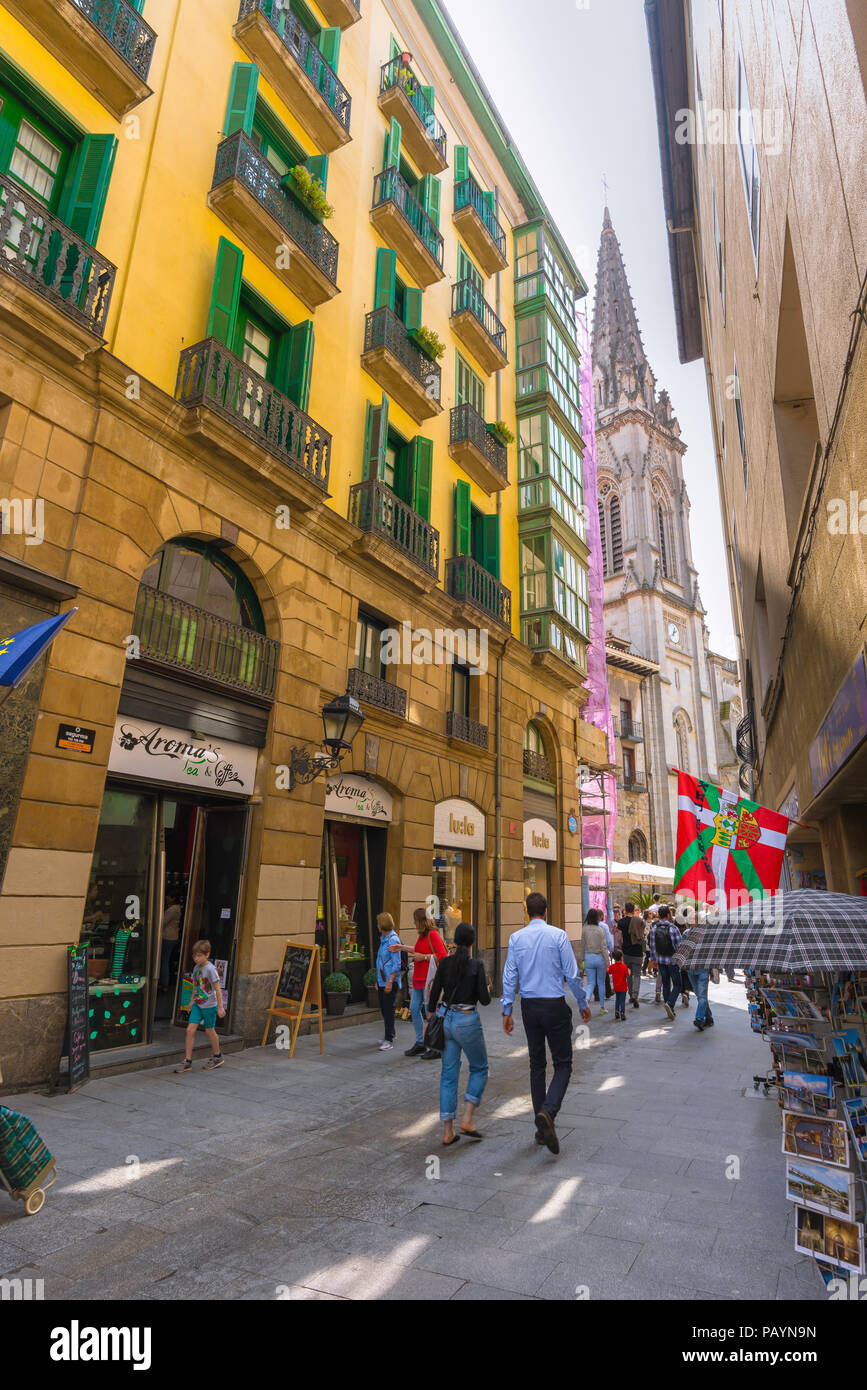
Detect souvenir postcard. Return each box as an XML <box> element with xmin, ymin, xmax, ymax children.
<box><xmin>780</xmin><ymin>1070</ymin><xmax>835</xmax><ymax>1116</ymax></box>
<box><xmin>761</xmin><ymin>989</ymin><xmax>828</xmax><ymax>1021</ymax></box>
<box><xmin>830</xmin><ymin>1029</ymin><xmax>867</xmax><ymax>1085</ymax></box>
<box><xmin>782</xmin><ymin>1110</ymin><xmax>850</xmax><ymax>1168</ymax></box>
<box><xmin>767</xmin><ymin>1030</ymin><xmax>820</xmax><ymax>1054</ymax></box>
<box><xmin>785</xmin><ymin>1158</ymin><xmax>856</xmax><ymax>1220</ymax></box>
<box><xmin>842</xmin><ymin>1096</ymin><xmax>867</xmax><ymax>1162</ymax></box>
<box><xmin>794</xmin><ymin>1207</ymin><xmax>864</xmax><ymax>1273</ymax></box>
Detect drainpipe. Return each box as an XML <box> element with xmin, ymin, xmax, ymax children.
<box><xmin>640</xmin><ymin>676</ymin><xmax>657</xmax><ymax>864</ymax></box>
<box><xmin>493</xmin><ymin>183</ymin><xmax>504</xmax><ymax>994</ymax></box>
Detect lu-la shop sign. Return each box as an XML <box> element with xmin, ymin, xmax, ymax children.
<box><xmin>523</xmin><ymin>818</ymin><xmax>557</xmax><ymax>862</ymax></box>
<box><xmin>433</xmin><ymin>798</ymin><xmax>486</xmax><ymax>850</ymax></box>
<box><xmin>107</xmin><ymin>719</ymin><xmax>258</xmax><ymax>794</ymax></box>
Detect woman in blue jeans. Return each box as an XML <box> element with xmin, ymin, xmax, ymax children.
<box><xmin>582</xmin><ymin>909</ymin><xmax>610</xmax><ymax>1015</ymax></box>
<box><xmin>427</xmin><ymin>922</ymin><xmax>491</xmax><ymax>1146</ymax></box>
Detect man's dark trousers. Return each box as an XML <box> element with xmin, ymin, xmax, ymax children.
<box><xmin>520</xmin><ymin>996</ymin><xmax>574</xmax><ymax>1119</ymax></box>
<box><xmin>658</xmin><ymin>962</ymin><xmax>682</xmax><ymax>1010</ymax></box>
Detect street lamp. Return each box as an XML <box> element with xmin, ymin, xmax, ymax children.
<box><xmin>286</xmin><ymin>690</ymin><xmax>365</xmax><ymax>789</ymax></box>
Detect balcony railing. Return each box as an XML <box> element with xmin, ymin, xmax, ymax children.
<box><xmin>615</xmin><ymin>717</ymin><xmax>644</xmax><ymax>741</ymax></box>
<box><xmin>372</xmin><ymin>166</ymin><xmax>444</xmax><ymax>269</ymax></box>
<box><xmin>523</xmin><ymin>748</ymin><xmax>553</xmax><ymax>782</ymax></box>
<box><xmin>237</xmin><ymin>0</ymin><xmax>351</xmax><ymax>135</ymax></box>
<box><xmin>451</xmin><ymin>278</ymin><xmax>507</xmax><ymax>355</ymax></box>
<box><xmin>446</xmin><ymin>710</ymin><xmax>489</xmax><ymax>750</ymax></box>
<box><xmin>133</xmin><ymin>586</ymin><xmax>279</xmax><ymax>701</ymax></box>
<box><xmin>379</xmin><ymin>56</ymin><xmax>446</xmax><ymax>162</ymax></box>
<box><xmin>175</xmin><ymin>338</ymin><xmax>331</xmax><ymax>493</ymax></box>
<box><xmin>212</xmin><ymin>131</ymin><xmax>339</xmax><ymax>286</ymax></box>
<box><xmin>363</xmin><ymin>305</ymin><xmax>442</xmax><ymax>404</ymax></box>
<box><xmin>0</xmin><ymin>175</ymin><xmax>116</xmax><ymax>336</ymax></box>
<box><xmin>454</xmin><ymin>176</ymin><xmax>506</xmax><ymax>262</ymax></box>
<box><xmin>445</xmin><ymin>555</ymin><xmax>511</xmax><ymax>629</ymax></box>
<box><xmin>349</xmin><ymin>478</ymin><xmax>439</xmax><ymax>577</ymax></box>
<box><xmin>449</xmin><ymin>404</ymin><xmax>507</xmax><ymax>482</ymax></box>
<box><xmin>618</xmin><ymin>778</ymin><xmax>648</xmax><ymax>794</ymax></box>
<box><xmin>347</xmin><ymin>666</ymin><xmax>407</xmax><ymax>718</ymax></box>
<box><xmin>71</xmin><ymin>0</ymin><xmax>156</xmax><ymax>80</ymax></box>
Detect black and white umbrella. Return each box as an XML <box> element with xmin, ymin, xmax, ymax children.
<box><xmin>672</xmin><ymin>890</ymin><xmax>867</xmax><ymax>972</ymax></box>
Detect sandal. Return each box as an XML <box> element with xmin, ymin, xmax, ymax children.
<box><xmin>442</xmin><ymin>1134</ymin><xmax>461</xmax><ymax>1147</ymax></box>
<box><xmin>460</xmin><ymin>1129</ymin><xmax>484</xmax><ymax>1140</ymax></box>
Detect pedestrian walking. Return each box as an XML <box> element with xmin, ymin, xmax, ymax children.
<box><xmin>501</xmin><ymin>891</ymin><xmax>592</xmax><ymax>1154</ymax></box>
<box><xmin>174</xmin><ymin>939</ymin><xmax>225</xmax><ymax>1072</ymax></box>
<box><xmin>646</xmin><ymin>906</ymin><xmax>683</xmax><ymax>1021</ymax></box>
<box><xmin>608</xmin><ymin>950</ymin><xmax>630</xmax><ymax>1020</ymax></box>
<box><xmin>582</xmin><ymin>908</ymin><xmax>611</xmax><ymax>1015</ymax></box>
<box><xmin>374</xmin><ymin>912</ymin><xmax>402</xmax><ymax>1051</ymax></box>
<box><xmin>401</xmin><ymin>906</ymin><xmax>448</xmax><ymax>1058</ymax></box>
<box><xmin>617</xmin><ymin>900</ymin><xmax>646</xmax><ymax>1008</ymax></box>
<box><xmin>427</xmin><ymin>922</ymin><xmax>491</xmax><ymax>1146</ymax></box>
<box><xmin>691</xmin><ymin>967</ymin><xmax>716</xmax><ymax>1032</ymax></box>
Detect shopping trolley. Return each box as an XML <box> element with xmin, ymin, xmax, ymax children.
<box><xmin>0</xmin><ymin>1104</ymin><xmax>57</xmax><ymax>1215</ymax></box>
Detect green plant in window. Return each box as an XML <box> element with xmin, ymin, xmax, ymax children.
<box><xmin>285</xmin><ymin>164</ymin><xmax>334</xmax><ymax>221</ymax></box>
<box><xmin>363</xmin><ymin>968</ymin><xmax>377</xmax><ymax>988</ymax></box>
<box><xmin>486</xmin><ymin>420</ymin><xmax>515</xmax><ymax>447</ymax></box>
<box><xmin>410</xmin><ymin>324</ymin><xmax>445</xmax><ymax>360</ymax></box>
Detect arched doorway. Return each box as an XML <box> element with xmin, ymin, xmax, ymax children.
<box><xmin>628</xmin><ymin>829</ymin><xmax>648</xmax><ymax>863</ymax></box>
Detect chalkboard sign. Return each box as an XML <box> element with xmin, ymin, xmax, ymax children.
<box><xmin>67</xmin><ymin>945</ymin><xmax>90</xmax><ymax>1092</ymax></box>
<box><xmin>277</xmin><ymin>942</ymin><xmax>317</xmax><ymax>1004</ymax></box>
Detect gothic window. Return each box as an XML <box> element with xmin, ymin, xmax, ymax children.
<box><xmin>674</xmin><ymin>712</ymin><xmax>691</xmax><ymax>774</ymax></box>
<box><xmin>598</xmin><ymin>500</ymin><xmax>608</xmax><ymax>576</ymax></box>
<box><xmin>628</xmin><ymin>829</ymin><xmax>647</xmax><ymax>863</ymax></box>
<box><xmin>657</xmin><ymin>502</ymin><xmax>675</xmax><ymax>580</ymax></box>
<box><xmin>610</xmin><ymin>495</ymin><xmax>623</xmax><ymax>572</ymax></box>
<box><xmin>598</xmin><ymin>484</ymin><xmax>623</xmax><ymax>577</ymax></box>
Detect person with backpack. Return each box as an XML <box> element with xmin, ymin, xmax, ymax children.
<box><xmin>617</xmin><ymin>900</ymin><xmax>646</xmax><ymax>1009</ymax></box>
<box><xmin>647</xmin><ymin>905</ymin><xmax>683</xmax><ymax>1021</ymax></box>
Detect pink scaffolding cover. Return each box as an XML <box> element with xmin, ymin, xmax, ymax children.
<box><xmin>576</xmin><ymin>309</ymin><xmax>617</xmax><ymax>911</ymax></box>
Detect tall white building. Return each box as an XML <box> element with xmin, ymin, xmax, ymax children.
<box><xmin>592</xmin><ymin>210</ymin><xmax>740</xmax><ymax>865</ymax></box>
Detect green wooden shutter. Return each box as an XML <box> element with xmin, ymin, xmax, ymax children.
<box><xmin>422</xmin><ymin>174</ymin><xmax>441</xmax><ymax>227</ymax></box>
<box><xmin>206</xmin><ymin>238</ymin><xmax>243</xmax><ymax>346</ymax></box>
<box><xmin>280</xmin><ymin>321</ymin><xmax>314</xmax><ymax>412</ymax></box>
<box><xmin>454</xmin><ymin>480</ymin><xmax>471</xmax><ymax>556</ymax></box>
<box><xmin>403</xmin><ymin>287</ymin><xmax>422</xmax><ymax>332</ymax></box>
<box><xmin>374</xmin><ymin>248</ymin><xmax>396</xmax><ymax>311</ymax></box>
<box><xmin>362</xmin><ymin>395</ymin><xmax>389</xmax><ymax>480</ymax></box>
<box><xmin>421</xmin><ymin>84</ymin><xmax>435</xmax><ymax>111</ymax></box>
<box><xmin>482</xmin><ymin>513</ymin><xmax>500</xmax><ymax>578</ymax></box>
<box><xmin>411</xmin><ymin>438</ymin><xmax>433</xmax><ymax>520</ymax></box>
<box><xmin>57</xmin><ymin>135</ymin><xmax>117</xmax><ymax>244</ymax></box>
<box><xmin>454</xmin><ymin>146</ymin><xmax>469</xmax><ymax>184</ymax></box>
<box><xmin>318</xmin><ymin>26</ymin><xmax>341</xmax><ymax>70</ymax></box>
<box><xmin>224</xmin><ymin>62</ymin><xmax>259</xmax><ymax>137</ymax></box>
<box><xmin>130</xmin><ymin>0</ymin><xmax>145</xmax><ymax>11</ymax></box>
<box><xmin>483</xmin><ymin>191</ymin><xmax>496</xmax><ymax>214</ymax></box>
<box><xmin>307</xmin><ymin>154</ymin><xmax>329</xmax><ymax>195</ymax></box>
<box><xmin>386</xmin><ymin>117</ymin><xmax>401</xmax><ymax>170</ymax></box>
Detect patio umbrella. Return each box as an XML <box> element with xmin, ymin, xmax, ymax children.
<box><xmin>672</xmin><ymin>890</ymin><xmax>867</xmax><ymax>972</ymax></box>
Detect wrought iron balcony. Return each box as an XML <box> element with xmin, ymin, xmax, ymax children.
<box><xmin>210</xmin><ymin>132</ymin><xmax>338</xmax><ymax>306</ymax></box>
<box><xmin>361</xmin><ymin>305</ymin><xmax>442</xmax><ymax>423</ymax></box>
<box><xmin>446</xmin><ymin>555</ymin><xmax>511</xmax><ymax>630</ymax></box>
<box><xmin>448</xmin><ymin>404</ymin><xmax>508</xmax><ymax>494</ymax></box>
<box><xmin>347</xmin><ymin>666</ymin><xmax>407</xmax><ymax>718</ymax></box>
<box><xmin>446</xmin><ymin>711</ymin><xmax>489</xmax><ymax>750</ymax></box>
<box><xmin>235</xmin><ymin>0</ymin><xmax>351</xmax><ymax>150</ymax></box>
<box><xmin>523</xmin><ymin>748</ymin><xmax>553</xmax><ymax>782</ymax></box>
<box><xmin>133</xmin><ymin>586</ymin><xmax>279</xmax><ymax>702</ymax></box>
<box><xmin>175</xmin><ymin>338</ymin><xmax>330</xmax><ymax>494</ymax></box>
<box><xmin>5</xmin><ymin>0</ymin><xmax>156</xmax><ymax>119</ymax></box>
<box><xmin>617</xmin><ymin>778</ymin><xmax>648</xmax><ymax>794</ymax></box>
<box><xmin>451</xmin><ymin>279</ymin><xmax>508</xmax><ymax>374</ymax></box>
<box><xmin>348</xmin><ymin>479</ymin><xmax>439</xmax><ymax>578</ymax></box>
<box><xmin>0</xmin><ymin>175</ymin><xmax>116</xmax><ymax>350</ymax></box>
<box><xmin>317</xmin><ymin>0</ymin><xmax>361</xmax><ymax>27</ymax></box>
<box><xmin>615</xmin><ymin>717</ymin><xmax>644</xmax><ymax>742</ymax></box>
<box><xmin>453</xmin><ymin>176</ymin><xmax>507</xmax><ymax>276</ymax></box>
<box><xmin>378</xmin><ymin>56</ymin><xmax>447</xmax><ymax>174</ymax></box>
<box><xmin>371</xmin><ymin>166</ymin><xmax>444</xmax><ymax>288</ymax></box>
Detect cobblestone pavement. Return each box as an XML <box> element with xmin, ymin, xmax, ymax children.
<box><xmin>0</xmin><ymin>977</ymin><xmax>825</xmax><ymax>1301</ymax></box>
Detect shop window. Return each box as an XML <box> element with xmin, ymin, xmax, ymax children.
<box><xmin>431</xmin><ymin>849</ymin><xmax>475</xmax><ymax>946</ymax></box>
<box><xmin>355</xmin><ymin>611</ymin><xmax>387</xmax><ymax>680</ymax></box>
<box><xmin>140</xmin><ymin>539</ymin><xmax>266</xmax><ymax>632</ymax></box>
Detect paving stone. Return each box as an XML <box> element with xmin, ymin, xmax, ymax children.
<box><xmin>36</xmin><ymin>1221</ymin><xmax>166</xmax><ymax>1280</ymax></box>
<box><xmin>410</xmin><ymin>1237</ymin><xmax>559</xmax><ymax>1296</ymax></box>
<box><xmin>399</xmin><ymin>1203</ymin><xmax>522</xmax><ymax>1247</ymax></box>
<box><xmin>308</xmin><ymin>1217</ymin><xmax>438</xmax><ymax>1266</ymax></box>
<box><xmin>450</xmin><ymin>1281</ymin><xmax>535</xmax><ymax>1300</ymax></box>
<box><xmin>300</xmin><ymin>1254</ymin><xmax>465</xmax><ymax>1301</ymax></box>
<box><xmin>585</xmin><ymin>1209</ymin><xmax>718</xmax><ymax>1256</ymax></box>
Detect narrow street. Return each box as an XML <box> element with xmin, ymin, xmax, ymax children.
<box><xmin>0</xmin><ymin>980</ymin><xmax>823</xmax><ymax>1302</ymax></box>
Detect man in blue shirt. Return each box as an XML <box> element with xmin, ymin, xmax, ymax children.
<box><xmin>502</xmin><ymin>892</ymin><xmax>592</xmax><ymax>1154</ymax></box>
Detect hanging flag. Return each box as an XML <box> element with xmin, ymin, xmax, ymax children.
<box><xmin>0</xmin><ymin>609</ymin><xmax>77</xmax><ymax>690</ymax></box>
<box><xmin>674</xmin><ymin>771</ymin><xmax>789</xmax><ymax>908</ymax></box>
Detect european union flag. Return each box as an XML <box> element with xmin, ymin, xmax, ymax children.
<box><xmin>0</xmin><ymin>609</ymin><xmax>77</xmax><ymax>689</ymax></box>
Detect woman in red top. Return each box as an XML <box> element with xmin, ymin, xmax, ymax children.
<box><xmin>608</xmin><ymin>951</ymin><xmax>631</xmax><ymax>1022</ymax></box>
<box><xmin>403</xmin><ymin>906</ymin><xmax>448</xmax><ymax>1058</ymax></box>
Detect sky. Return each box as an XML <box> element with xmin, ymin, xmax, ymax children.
<box><xmin>445</xmin><ymin>0</ymin><xmax>737</xmax><ymax>659</ymax></box>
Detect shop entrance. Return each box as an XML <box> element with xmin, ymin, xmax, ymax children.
<box><xmin>319</xmin><ymin>821</ymin><xmax>387</xmax><ymax>1002</ymax></box>
<box><xmin>523</xmin><ymin>858</ymin><xmax>551</xmax><ymax>910</ymax></box>
<box><xmin>80</xmin><ymin>786</ymin><xmax>249</xmax><ymax>1053</ymax></box>
<box><xmin>432</xmin><ymin>848</ymin><xmax>477</xmax><ymax>944</ymax></box>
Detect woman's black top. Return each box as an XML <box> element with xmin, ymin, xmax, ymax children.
<box><xmin>428</xmin><ymin>955</ymin><xmax>490</xmax><ymax>1011</ymax></box>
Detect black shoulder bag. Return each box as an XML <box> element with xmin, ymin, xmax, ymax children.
<box><xmin>423</xmin><ymin>961</ymin><xmax>463</xmax><ymax>1053</ymax></box>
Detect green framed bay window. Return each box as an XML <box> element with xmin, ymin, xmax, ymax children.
<box><xmin>518</xmin><ymin>412</ymin><xmax>586</xmax><ymax>537</ymax></box>
<box><xmin>362</xmin><ymin>394</ymin><xmax>432</xmax><ymax>518</ymax></box>
<box><xmin>206</xmin><ymin>237</ymin><xmax>315</xmax><ymax>410</ymax></box>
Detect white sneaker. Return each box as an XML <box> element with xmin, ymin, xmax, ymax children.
<box><xmin>599</xmin><ymin>1007</ymin><xmax>608</xmax><ymax>1015</ymax></box>
<box><xmin>379</xmin><ymin>1041</ymin><xmax>393</xmax><ymax>1050</ymax></box>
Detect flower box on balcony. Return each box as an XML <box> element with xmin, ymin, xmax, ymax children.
<box><xmin>409</xmin><ymin>326</ymin><xmax>445</xmax><ymax>362</ymax></box>
<box><xmin>281</xmin><ymin>167</ymin><xmax>333</xmax><ymax>223</ymax></box>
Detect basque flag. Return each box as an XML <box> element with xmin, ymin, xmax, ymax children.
<box><xmin>0</xmin><ymin>609</ymin><xmax>77</xmax><ymax>689</ymax></box>
<box><xmin>674</xmin><ymin>771</ymin><xmax>789</xmax><ymax>908</ymax></box>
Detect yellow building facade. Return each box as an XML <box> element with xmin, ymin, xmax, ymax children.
<box><xmin>0</xmin><ymin>0</ymin><xmax>604</xmax><ymax>1086</ymax></box>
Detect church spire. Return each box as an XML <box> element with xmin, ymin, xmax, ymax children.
<box><xmin>592</xmin><ymin>210</ymin><xmax>656</xmax><ymax>415</ymax></box>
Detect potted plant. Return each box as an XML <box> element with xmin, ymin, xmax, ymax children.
<box><xmin>282</xmin><ymin>164</ymin><xmax>334</xmax><ymax>224</ymax></box>
<box><xmin>363</xmin><ymin>968</ymin><xmax>379</xmax><ymax>1009</ymax></box>
<box><xmin>486</xmin><ymin>420</ymin><xmax>515</xmax><ymax>447</ymax></box>
<box><xmin>410</xmin><ymin>325</ymin><xmax>445</xmax><ymax>362</ymax></box>
<box><xmin>324</xmin><ymin>972</ymin><xmax>352</xmax><ymax>1016</ymax></box>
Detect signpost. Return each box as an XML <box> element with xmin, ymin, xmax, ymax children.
<box><xmin>66</xmin><ymin>945</ymin><xmax>90</xmax><ymax>1092</ymax></box>
<box><xmin>260</xmin><ymin>941</ymin><xmax>323</xmax><ymax>1057</ymax></box>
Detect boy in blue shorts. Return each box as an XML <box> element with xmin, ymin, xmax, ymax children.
<box><xmin>175</xmin><ymin>939</ymin><xmax>225</xmax><ymax>1072</ymax></box>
